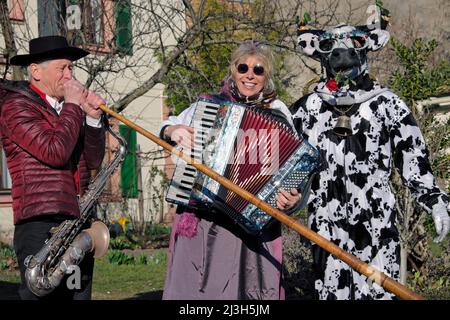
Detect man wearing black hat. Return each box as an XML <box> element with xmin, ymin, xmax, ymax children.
<box><xmin>0</xmin><ymin>36</ymin><xmax>106</xmax><ymax>300</ymax></box>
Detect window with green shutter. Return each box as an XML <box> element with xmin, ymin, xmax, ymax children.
<box><xmin>119</xmin><ymin>124</ymin><xmax>138</xmax><ymax>198</ymax></box>
<box><xmin>114</xmin><ymin>0</ymin><xmax>133</xmax><ymax>55</ymax></box>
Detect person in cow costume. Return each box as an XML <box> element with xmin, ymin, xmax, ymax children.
<box><xmin>290</xmin><ymin>14</ymin><xmax>449</xmax><ymax>299</ymax></box>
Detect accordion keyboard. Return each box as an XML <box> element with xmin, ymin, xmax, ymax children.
<box><xmin>165</xmin><ymin>99</ymin><xmax>221</xmax><ymax>205</ymax></box>
<box><xmin>166</xmin><ymin>97</ymin><xmax>320</xmax><ymax>235</ymax></box>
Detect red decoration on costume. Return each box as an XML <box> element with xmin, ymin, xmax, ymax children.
<box><xmin>326</xmin><ymin>79</ymin><xmax>339</xmax><ymax>92</ymax></box>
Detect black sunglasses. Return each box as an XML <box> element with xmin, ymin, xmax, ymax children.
<box><xmin>237</xmin><ymin>63</ymin><xmax>265</xmax><ymax>76</ymax></box>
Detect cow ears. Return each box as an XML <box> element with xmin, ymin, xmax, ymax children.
<box><xmin>367</xmin><ymin>28</ymin><xmax>390</xmax><ymax>51</ymax></box>
<box><xmin>296</xmin><ymin>29</ymin><xmax>323</xmax><ymax>57</ymax></box>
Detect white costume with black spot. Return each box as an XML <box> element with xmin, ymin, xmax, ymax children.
<box><xmin>290</xmin><ymin>83</ymin><xmax>449</xmax><ymax>299</ymax></box>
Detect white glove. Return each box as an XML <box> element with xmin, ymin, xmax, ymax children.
<box><xmin>432</xmin><ymin>203</ymin><xmax>450</xmax><ymax>243</ymax></box>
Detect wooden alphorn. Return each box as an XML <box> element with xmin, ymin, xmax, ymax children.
<box><xmin>99</xmin><ymin>104</ymin><xmax>424</xmax><ymax>300</ymax></box>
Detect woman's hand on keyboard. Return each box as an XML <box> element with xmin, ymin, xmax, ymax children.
<box><xmin>166</xmin><ymin>125</ymin><xmax>195</xmax><ymax>149</ymax></box>
<box><xmin>275</xmin><ymin>188</ymin><xmax>301</xmax><ymax>211</ymax></box>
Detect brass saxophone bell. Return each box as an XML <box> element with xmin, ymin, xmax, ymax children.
<box><xmin>84</xmin><ymin>221</ymin><xmax>110</xmax><ymax>258</ymax></box>
<box><xmin>334</xmin><ymin>114</ymin><xmax>352</xmax><ymax>137</ymax></box>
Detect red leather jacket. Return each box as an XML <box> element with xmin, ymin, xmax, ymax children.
<box><xmin>0</xmin><ymin>80</ymin><xmax>105</xmax><ymax>224</ymax></box>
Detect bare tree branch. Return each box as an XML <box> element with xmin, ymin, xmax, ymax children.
<box><xmin>0</xmin><ymin>0</ymin><xmax>24</xmax><ymax>80</ymax></box>
<box><xmin>113</xmin><ymin>23</ymin><xmax>201</xmax><ymax>112</ymax></box>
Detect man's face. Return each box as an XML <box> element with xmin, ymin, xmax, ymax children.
<box><xmin>30</xmin><ymin>59</ymin><xmax>73</xmax><ymax>100</ymax></box>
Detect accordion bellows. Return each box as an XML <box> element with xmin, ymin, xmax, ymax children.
<box><xmin>166</xmin><ymin>98</ymin><xmax>320</xmax><ymax>234</ymax></box>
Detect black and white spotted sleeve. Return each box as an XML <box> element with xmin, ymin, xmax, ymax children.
<box><xmin>388</xmin><ymin>96</ymin><xmax>449</xmax><ymax>213</ymax></box>
<box><xmin>289</xmin><ymin>94</ymin><xmax>310</xmax><ymax>139</ymax></box>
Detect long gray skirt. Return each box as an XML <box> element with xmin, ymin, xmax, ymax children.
<box><xmin>162</xmin><ymin>210</ymin><xmax>284</xmax><ymax>300</ymax></box>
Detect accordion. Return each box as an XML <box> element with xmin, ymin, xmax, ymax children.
<box><xmin>166</xmin><ymin>98</ymin><xmax>320</xmax><ymax>234</ymax></box>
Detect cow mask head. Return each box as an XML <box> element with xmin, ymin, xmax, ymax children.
<box><xmin>297</xmin><ymin>24</ymin><xmax>390</xmax><ymax>82</ymax></box>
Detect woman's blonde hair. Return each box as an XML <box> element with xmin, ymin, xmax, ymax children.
<box><xmin>228</xmin><ymin>40</ymin><xmax>276</xmax><ymax>93</ymax></box>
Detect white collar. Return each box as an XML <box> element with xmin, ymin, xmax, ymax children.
<box><xmin>46</xmin><ymin>95</ymin><xmax>64</xmax><ymax>114</ymax></box>
<box><xmin>314</xmin><ymin>81</ymin><xmax>389</xmax><ymax>106</ymax></box>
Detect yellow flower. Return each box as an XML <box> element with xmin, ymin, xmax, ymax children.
<box><xmin>117</xmin><ymin>217</ymin><xmax>130</xmax><ymax>233</ymax></box>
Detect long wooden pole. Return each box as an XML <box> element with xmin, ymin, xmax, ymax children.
<box><xmin>99</xmin><ymin>104</ymin><xmax>424</xmax><ymax>300</ymax></box>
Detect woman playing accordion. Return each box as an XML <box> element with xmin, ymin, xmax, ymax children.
<box><xmin>159</xmin><ymin>40</ymin><xmax>303</xmax><ymax>300</ymax></box>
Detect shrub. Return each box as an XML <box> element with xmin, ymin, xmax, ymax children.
<box><xmin>282</xmin><ymin>224</ymin><xmax>315</xmax><ymax>300</ymax></box>
<box><xmin>0</xmin><ymin>243</ymin><xmax>18</xmax><ymax>271</ymax></box>
<box><xmin>136</xmin><ymin>253</ymin><xmax>148</xmax><ymax>265</ymax></box>
<box><xmin>0</xmin><ymin>261</ymin><xmax>9</xmax><ymax>270</ymax></box>
<box><xmin>0</xmin><ymin>245</ymin><xmax>16</xmax><ymax>259</ymax></box>
<box><xmin>148</xmin><ymin>250</ymin><xmax>167</xmax><ymax>265</ymax></box>
<box><xmin>145</xmin><ymin>223</ymin><xmax>171</xmax><ymax>238</ymax></box>
<box><xmin>109</xmin><ymin>236</ymin><xmax>137</xmax><ymax>250</ymax></box>
<box><xmin>107</xmin><ymin>249</ymin><xmax>135</xmax><ymax>265</ymax></box>
<box><xmin>109</xmin><ymin>217</ymin><xmax>133</xmax><ymax>238</ymax></box>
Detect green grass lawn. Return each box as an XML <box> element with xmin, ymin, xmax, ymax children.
<box><xmin>2</xmin><ymin>243</ymin><xmax>447</xmax><ymax>300</ymax></box>
<box><xmin>92</xmin><ymin>250</ymin><xmax>167</xmax><ymax>300</ymax></box>
<box><xmin>0</xmin><ymin>249</ymin><xmax>167</xmax><ymax>300</ymax></box>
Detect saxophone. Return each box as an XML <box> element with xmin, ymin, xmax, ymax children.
<box><xmin>24</xmin><ymin>120</ymin><xmax>127</xmax><ymax>297</ymax></box>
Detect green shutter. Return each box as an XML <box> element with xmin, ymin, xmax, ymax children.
<box><xmin>114</xmin><ymin>0</ymin><xmax>133</xmax><ymax>55</ymax></box>
<box><xmin>119</xmin><ymin>124</ymin><xmax>138</xmax><ymax>198</ymax></box>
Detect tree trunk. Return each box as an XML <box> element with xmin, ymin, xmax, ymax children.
<box><xmin>0</xmin><ymin>0</ymin><xmax>24</xmax><ymax>80</ymax></box>
<box><xmin>399</xmin><ymin>243</ymin><xmax>408</xmax><ymax>285</ymax></box>
<box><xmin>136</xmin><ymin>144</ymin><xmax>146</xmax><ymax>236</ymax></box>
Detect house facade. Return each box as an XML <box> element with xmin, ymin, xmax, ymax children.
<box><xmin>0</xmin><ymin>0</ymin><xmax>181</xmax><ymax>244</ymax></box>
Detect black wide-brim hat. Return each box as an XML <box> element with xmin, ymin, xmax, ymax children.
<box><xmin>10</xmin><ymin>35</ymin><xmax>89</xmax><ymax>66</ymax></box>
